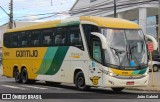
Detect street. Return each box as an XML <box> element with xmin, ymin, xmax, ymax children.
<box><xmin>0</xmin><ymin>67</ymin><xmax>160</xmax><ymax>102</ymax></box>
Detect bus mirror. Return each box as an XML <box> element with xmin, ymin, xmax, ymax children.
<box><xmin>144</xmin><ymin>34</ymin><xmax>158</xmax><ymax>50</ymax></box>
<box><xmin>91</xmin><ymin>32</ymin><xmax>107</xmax><ymax>49</ymax></box>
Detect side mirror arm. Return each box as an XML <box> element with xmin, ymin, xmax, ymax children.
<box><xmin>91</xmin><ymin>32</ymin><xmax>107</xmax><ymax>49</ymax></box>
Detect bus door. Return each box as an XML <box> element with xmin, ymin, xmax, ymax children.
<box><xmin>89</xmin><ymin>38</ymin><xmax>103</xmax><ymax>86</ymax></box>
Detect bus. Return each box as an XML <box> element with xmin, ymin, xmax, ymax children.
<box><xmin>2</xmin><ymin>16</ymin><xmax>157</xmax><ymax>91</ymax></box>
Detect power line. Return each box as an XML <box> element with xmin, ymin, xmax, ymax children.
<box><xmin>70</xmin><ymin>0</ymin><xmax>158</xmax><ymax>15</ymax></box>
<box><xmin>13</xmin><ymin>0</ymin><xmax>158</xmax><ymax>22</ymax></box>
<box><xmin>0</xmin><ymin>6</ymin><xmax>10</xmax><ymax>17</ymax></box>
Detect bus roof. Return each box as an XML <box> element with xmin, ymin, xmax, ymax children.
<box><xmin>80</xmin><ymin>16</ymin><xmax>140</xmax><ymax>29</ymax></box>
<box><xmin>6</xmin><ymin>16</ymin><xmax>140</xmax><ymax>33</ymax></box>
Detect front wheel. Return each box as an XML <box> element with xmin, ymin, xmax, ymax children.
<box><xmin>111</xmin><ymin>87</ymin><xmax>125</xmax><ymax>92</ymax></box>
<box><xmin>75</xmin><ymin>71</ymin><xmax>90</xmax><ymax>91</ymax></box>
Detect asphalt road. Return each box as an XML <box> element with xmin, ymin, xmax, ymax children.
<box><xmin>0</xmin><ymin>68</ymin><xmax>160</xmax><ymax>102</ymax></box>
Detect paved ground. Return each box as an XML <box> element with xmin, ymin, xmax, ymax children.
<box><xmin>126</xmin><ymin>70</ymin><xmax>160</xmax><ymax>92</ymax></box>
<box><xmin>0</xmin><ymin>66</ymin><xmax>160</xmax><ymax>102</ymax></box>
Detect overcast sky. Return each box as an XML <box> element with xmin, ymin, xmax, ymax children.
<box><xmin>0</xmin><ymin>0</ymin><xmax>76</xmax><ymax>26</ymax></box>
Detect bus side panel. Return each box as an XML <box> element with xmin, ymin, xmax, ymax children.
<box><xmin>19</xmin><ymin>59</ymin><xmax>42</xmax><ymax>80</ymax></box>
<box><xmin>2</xmin><ymin>59</ymin><xmax>20</xmax><ymax>78</ymax></box>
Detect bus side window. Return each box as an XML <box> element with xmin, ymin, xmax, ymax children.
<box><xmin>20</xmin><ymin>32</ymin><xmax>28</xmax><ymax>47</ymax></box>
<box><xmin>68</xmin><ymin>26</ymin><xmax>84</xmax><ymax>50</ymax></box>
<box><xmin>29</xmin><ymin>31</ymin><xmax>40</xmax><ymax>47</ymax></box>
<box><xmin>55</xmin><ymin>27</ymin><xmax>67</xmax><ymax>46</ymax></box>
<box><xmin>82</xmin><ymin>24</ymin><xmax>99</xmax><ymax>54</ymax></box>
<box><xmin>4</xmin><ymin>33</ymin><xmax>10</xmax><ymax>48</ymax></box>
<box><xmin>11</xmin><ymin>33</ymin><xmax>20</xmax><ymax>48</ymax></box>
<box><xmin>42</xmin><ymin>29</ymin><xmax>54</xmax><ymax>46</ymax></box>
<box><xmin>92</xmin><ymin>39</ymin><xmax>102</xmax><ymax>63</ymax></box>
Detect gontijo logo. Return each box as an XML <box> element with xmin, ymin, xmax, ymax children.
<box><xmin>16</xmin><ymin>50</ymin><xmax>38</xmax><ymax>57</ymax></box>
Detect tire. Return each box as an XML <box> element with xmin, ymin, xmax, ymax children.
<box><xmin>45</xmin><ymin>81</ymin><xmax>61</xmax><ymax>86</ymax></box>
<box><xmin>75</xmin><ymin>71</ymin><xmax>90</xmax><ymax>91</ymax></box>
<box><xmin>111</xmin><ymin>87</ymin><xmax>125</xmax><ymax>92</ymax></box>
<box><xmin>14</xmin><ymin>68</ymin><xmax>22</xmax><ymax>83</ymax></box>
<box><xmin>21</xmin><ymin>68</ymin><xmax>30</xmax><ymax>84</ymax></box>
<box><xmin>153</xmin><ymin>65</ymin><xmax>159</xmax><ymax>72</ymax></box>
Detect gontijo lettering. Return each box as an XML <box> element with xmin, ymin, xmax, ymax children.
<box><xmin>16</xmin><ymin>50</ymin><xmax>38</xmax><ymax>57</ymax></box>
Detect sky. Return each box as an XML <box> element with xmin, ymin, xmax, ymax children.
<box><xmin>0</xmin><ymin>0</ymin><xmax>76</xmax><ymax>26</ymax></box>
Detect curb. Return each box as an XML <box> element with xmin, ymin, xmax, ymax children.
<box><xmin>126</xmin><ymin>86</ymin><xmax>160</xmax><ymax>92</ymax></box>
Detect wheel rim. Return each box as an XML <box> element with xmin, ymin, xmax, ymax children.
<box><xmin>22</xmin><ymin>71</ymin><xmax>27</xmax><ymax>82</ymax></box>
<box><xmin>15</xmin><ymin>71</ymin><xmax>20</xmax><ymax>81</ymax></box>
<box><xmin>77</xmin><ymin>76</ymin><xmax>85</xmax><ymax>88</ymax></box>
<box><xmin>154</xmin><ymin>66</ymin><xmax>158</xmax><ymax>71</ymax></box>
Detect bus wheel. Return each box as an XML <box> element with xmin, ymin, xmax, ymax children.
<box><xmin>21</xmin><ymin>68</ymin><xmax>29</xmax><ymax>84</ymax></box>
<box><xmin>111</xmin><ymin>87</ymin><xmax>124</xmax><ymax>92</ymax></box>
<box><xmin>75</xmin><ymin>71</ymin><xmax>90</xmax><ymax>91</ymax></box>
<box><xmin>14</xmin><ymin>69</ymin><xmax>22</xmax><ymax>83</ymax></box>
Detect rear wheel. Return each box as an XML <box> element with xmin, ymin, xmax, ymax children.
<box><xmin>111</xmin><ymin>87</ymin><xmax>125</xmax><ymax>92</ymax></box>
<box><xmin>75</xmin><ymin>71</ymin><xmax>90</xmax><ymax>91</ymax></box>
<box><xmin>153</xmin><ymin>65</ymin><xmax>159</xmax><ymax>72</ymax></box>
<box><xmin>14</xmin><ymin>68</ymin><xmax>22</xmax><ymax>83</ymax></box>
<box><xmin>21</xmin><ymin>68</ymin><xmax>30</xmax><ymax>84</ymax></box>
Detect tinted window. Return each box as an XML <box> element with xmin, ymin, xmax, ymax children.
<box><xmin>11</xmin><ymin>33</ymin><xmax>20</xmax><ymax>47</ymax></box>
<box><xmin>20</xmin><ymin>32</ymin><xmax>28</xmax><ymax>47</ymax></box>
<box><xmin>69</xmin><ymin>26</ymin><xmax>83</xmax><ymax>50</ymax></box>
<box><xmin>82</xmin><ymin>25</ymin><xmax>99</xmax><ymax>54</ymax></box>
<box><xmin>42</xmin><ymin>29</ymin><xmax>54</xmax><ymax>46</ymax></box>
<box><xmin>55</xmin><ymin>27</ymin><xmax>67</xmax><ymax>45</ymax></box>
<box><xmin>3</xmin><ymin>33</ymin><xmax>10</xmax><ymax>47</ymax></box>
<box><xmin>92</xmin><ymin>40</ymin><xmax>102</xmax><ymax>63</ymax></box>
<box><xmin>29</xmin><ymin>31</ymin><xmax>40</xmax><ymax>46</ymax></box>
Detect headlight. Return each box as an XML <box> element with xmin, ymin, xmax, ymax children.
<box><xmin>143</xmin><ymin>67</ymin><xmax>149</xmax><ymax>76</ymax></box>
<box><xmin>109</xmin><ymin>72</ymin><xmax>117</xmax><ymax>76</ymax></box>
<box><xmin>100</xmin><ymin>68</ymin><xmax>117</xmax><ymax>76</ymax></box>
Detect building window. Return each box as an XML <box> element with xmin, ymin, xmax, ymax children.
<box><xmin>146</xmin><ymin>16</ymin><xmax>157</xmax><ymax>38</ymax></box>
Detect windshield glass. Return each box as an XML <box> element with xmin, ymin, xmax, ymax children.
<box><xmin>101</xmin><ymin>28</ymin><xmax>148</xmax><ymax>69</ymax></box>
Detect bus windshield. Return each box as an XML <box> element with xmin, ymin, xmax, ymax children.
<box><xmin>101</xmin><ymin>28</ymin><xmax>148</xmax><ymax>69</ymax></box>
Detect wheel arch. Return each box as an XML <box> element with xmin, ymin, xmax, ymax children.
<box><xmin>73</xmin><ymin>69</ymin><xmax>82</xmax><ymax>84</ymax></box>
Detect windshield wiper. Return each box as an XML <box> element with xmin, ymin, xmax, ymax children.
<box><xmin>110</xmin><ymin>47</ymin><xmax>126</xmax><ymax>69</ymax></box>
<box><xmin>128</xmin><ymin>44</ymin><xmax>142</xmax><ymax>69</ymax></box>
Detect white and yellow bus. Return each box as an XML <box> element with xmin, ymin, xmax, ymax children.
<box><xmin>2</xmin><ymin>16</ymin><xmax>157</xmax><ymax>91</ymax></box>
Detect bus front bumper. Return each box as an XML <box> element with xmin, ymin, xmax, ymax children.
<box><xmin>104</xmin><ymin>74</ymin><xmax>149</xmax><ymax>88</ymax></box>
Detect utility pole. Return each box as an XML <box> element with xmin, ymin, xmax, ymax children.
<box><xmin>158</xmin><ymin>0</ymin><xmax>160</xmax><ymax>52</ymax></box>
<box><xmin>114</xmin><ymin>0</ymin><xmax>117</xmax><ymax>18</ymax></box>
<box><xmin>9</xmin><ymin>0</ymin><xmax>13</xmax><ymax>29</ymax></box>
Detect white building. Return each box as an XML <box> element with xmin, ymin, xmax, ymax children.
<box><xmin>70</xmin><ymin>0</ymin><xmax>159</xmax><ymax>37</ymax></box>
